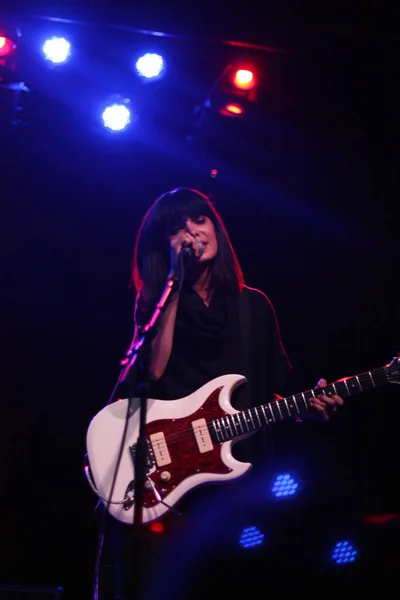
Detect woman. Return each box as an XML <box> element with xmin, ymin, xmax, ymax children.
<box><xmin>111</xmin><ymin>186</ymin><xmax>343</xmax><ymax>600</ymax></box>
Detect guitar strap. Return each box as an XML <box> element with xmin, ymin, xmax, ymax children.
<box><xmin>237</xmin><ymin>286</ymin><xmax>273</xmax><ymax>462</ymax></box>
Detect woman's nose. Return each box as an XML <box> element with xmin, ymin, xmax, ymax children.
<box><xmin>186</xmin><ymin>224</ymin><xmax>198</xmax><ymax>237</ymax></box>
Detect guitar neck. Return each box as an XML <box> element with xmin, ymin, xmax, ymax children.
<box><xmin>209</xmin><ymin>365</ymin><xmax>390</xmax><ymax>443</ymax></box>
<box><xmin>261</xmin><ymin>365</ymin><xmax>389</xmax><ymax>424</ymax></box>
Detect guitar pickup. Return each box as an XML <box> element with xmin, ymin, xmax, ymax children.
<box><xmin>149</xmin><ymin>432</ymin><xmax>172</xmax><ymax>467</ymax></box>
<box><xmin>192</xmin><ymin>418</ymin><xmax>213</xmax><ymax>453</ymax></box>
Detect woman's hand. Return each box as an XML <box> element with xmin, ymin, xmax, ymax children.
<box><xmin>309</xmin><ymin>378</ymin><xmax>344</xmax><ymax>420</ymax></box>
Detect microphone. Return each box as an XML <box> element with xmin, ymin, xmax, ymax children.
<box><xmin>169</xmin><ymin>240</ymin><xmax>204</xmax><ymax>279</ymax></box>
<box><xmin>180</xmin><ymin>240</ymin><xmax>204</xmax><ymax>259</ymax></box>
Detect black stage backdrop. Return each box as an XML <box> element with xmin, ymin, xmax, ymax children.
<box><xmin>1</xmin><ymin>11</ymin><xmax>399</xmax><ymax>599</ymax></box>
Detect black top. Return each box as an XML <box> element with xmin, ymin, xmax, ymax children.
<box><xmin>134</xmin><ymin>284</ymin><xmax>291</xmax><ymax>464</ymax></box>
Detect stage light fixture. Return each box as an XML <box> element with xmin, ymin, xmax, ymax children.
<box><xmin>232</xmin><ymin>68</ymin><xmax>255</xmax><ymax>90</ymax></box>
<box><xmin>218</xmin><ymin>102</ymin><xmax>245</xmax><ymax>117</ymax></box>
<box><xmin>101</xmin><ymin>102</ymin><xmax>132</xmax><ymax>132</ymax></box>
<box><xmin>0</xmin><ymin>36</ymin><xmax>15</xmax><ymax>58</ymax></box>
<box><xmin>239</xmin><ymin>526</ymin><xmax>265</xmax><ymax>549</ymax></box>
<box><xmin>331</xmin><ymin>540</ymin><xmax>358</xmax><ymax>565</ymax></box>
<box><xmin>211</xmin><ymin>64</ymin><xmax>259</xmax><ymax>120</ymax></box>
<box><xmin>42</xmin><ymin>37</ymin><xmax>71</xmax><ymax>64</ymax></box>
<box><xmin>271</xmin><ymin>473</ymin><xmax>299</xmax><ymax>498</ymax></box>
<box><xmin>0</xmin><ymin>28</ymin><xmax>25</xmax><ymax>128</ymax></box>
<box><xmin>135</xmin><ymin>53</ymin><xmax>165</xmax><ymax>80</ymax></box>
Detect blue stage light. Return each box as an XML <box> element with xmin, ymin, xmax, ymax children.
<box><xmin>332</xmin><ymin>540</ymin><xmax>358</xmax><ymax>564</ymax></box>
<box><xmin>101</xmin><ymin>103</ymin><xmax>131</xmax><ymax>132</ymax></box>
<box><xmin>271</xmin><ymin>473</ymin><xmax>299</xmax><ymax>498</ymax></box>
<box><xmin>42</xmin><ymin>37</ymin><xmax>71</xmax><ymax>64</ymax></box>
<box><xmin>135</xmin><ymin>53</ymin><xmax>165</xmax><ymax>79</ymax></box>
<box><xmin>239</xmin><ymin>526</ymin><xmax>265</xmax><ymax>549</ymax></box>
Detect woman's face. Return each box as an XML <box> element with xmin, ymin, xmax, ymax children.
<box><xmin>169</xmin><ymin>215</ymin><xmax>218</xmax><ymax>262</ymax></box>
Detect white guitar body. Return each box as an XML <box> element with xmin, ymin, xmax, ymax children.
<box><xmin>86</xmin><ymin>374</ymin><xmax>252</xmax><ymax>525</ymax></box>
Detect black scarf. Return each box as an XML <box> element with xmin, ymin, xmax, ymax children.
<box><xmin>150</xmin><ymin>285</ymin><xmax>241</xmax><ymax>400</ymax></box>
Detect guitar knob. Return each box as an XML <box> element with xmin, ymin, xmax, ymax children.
<box><xmin>160</xmin><ymin>471</ymin><xmax>171</xmax><ymax>482</ymax></box>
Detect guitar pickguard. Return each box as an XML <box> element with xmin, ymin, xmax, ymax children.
<box><xmin>142</xmin><ymin>388</ymin><xmax>232</xmax><ymax>507</ymax></box>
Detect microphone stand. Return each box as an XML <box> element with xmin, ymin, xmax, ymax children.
<box><xmin>118</xmin><ymin>255</ymin><xmax>184</xmax><ymax>532</ymax></box>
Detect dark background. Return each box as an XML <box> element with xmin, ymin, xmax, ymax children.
<box><xmin>1</xmin><ymin>3</ymin><xmax>400</xmax><ymax>598</ymax></box>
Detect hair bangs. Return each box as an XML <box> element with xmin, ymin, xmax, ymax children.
<box><xmin>155</xmin><ymin>188</ymin><xmax>214</xmax><ymax>234</ymax></box>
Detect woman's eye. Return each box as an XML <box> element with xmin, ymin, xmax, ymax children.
<box><xmin>195</xmin><ymin>217</ymin><xmax>205</xmax><ymax>224</ymax></box>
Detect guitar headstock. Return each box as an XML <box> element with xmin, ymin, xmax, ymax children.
<box><xmin>387</xmin><ymin>355</ymin><xmax>400</xmax><ymax>385</ymax></box>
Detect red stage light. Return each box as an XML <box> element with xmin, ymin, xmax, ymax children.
<box><xmin>0</xmin><ymin>37</ymin><xmax>15</xmax><ymax>58</ymax></box>
<box><xmin>232</xmin><ymin>69</ymin><xmax>255</xmax><ymax>90</ymax></box>
<box><xmin>219</xmin><ymin>102</ymin><xmax>245</xmax><ymax>117</ymax></box>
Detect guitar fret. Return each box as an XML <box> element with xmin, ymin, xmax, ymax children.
<box><xmin>234</xmin><ymin>414</ymin><xmax>243</xmax><ymax>435</ymax></box>
<box><xmin>254</xmin><ymin>407</ymin><xmax>263</xmax><ymax>428</ymax></box>
<box><xmin>225</xmin><ymin>416</ymin><xmax>234</xmax><ymax>438</ymax></box>
<box><xmin>275</xmin><ymin>401</ymin><xmax>283</xmax><ymax>420</ymax></box>
<box><xmin>243</xmin><ymin>413</ymin><xmax>251</xmax><ymax>431</ymax></box>
<box><xmin>240</xmin><ymin>412</ymin><xmax>250</xmax><ymax>432</ymax></box>
<box><xmin>237</xmin><ymin>414</ymin><xmax>245</xmax><ymax>432</ymax></box>
<box><xmin>231</xmin><ymin>415</ymin><xmax>238</xmax><ymax>436</ymax></box>
<box><xmin>237</xmin><ymin>413</ymin><xmax>246</xmax><ymax>433</ymax></box>
<box><xmin>332</xmin><ymin>382</ymin><xmax>338</xmax><ymax>395</ymax></box>
<box><xmin>212</xmin><ymin>421</ymin><xmax>219</xmax><ymax>442</ymax></box>
<box><xmin>292</xmin><ymin>395</ymin><xmax>299</xmax><ymax>413</ymax></box>
<box><xmin>248</xmin><ymin>410</ymin><xmax>256</xmax><ymax>430</ymax></box>
<box><xmin>284</xmin><ymin>398</ymin><xmax>290</xmax><ymax>416</ymax></box>
<box><xmin>355</xmin><ymin>375</ymin><xmax>361</xmax><ymax>391</ymax></box>
<box><xmin>213</xmin><ymin>420</ymin><xmax>222</xmax><ymax>443</ymax></box>
<box><xmin>269</xmin><ymin>402</ymin><xmax>282</xmax><ymax>423</ymax></box>
<box><xmin>268</xmin><ymin>405</ymin><xmax>276</xmax><ymax>423</ymax></box>
<box><xmin>348</xmin><ymin>377</ymin><xmax>359</xmax><ymax>393</ymax></box>
<box><xmin>269</xmin><ymin>405</ymin><xmax>277</xmax><ymax>421</ymax></box>
<box><xmin>369</xmin><ymin>371</ymin><xmax>375</xmax><ymax>387</ymax></box>
<box><xmin>261</xmin><ymin>404</ymin><xmax>274</xmax><ymax>424</ymax></box>
<box><xmin>238</xmin><ymin>414</ymin><xmax>245</xmax><ymax>434</ymax></box>
<box><xmin>344</xmin><ymin>380</ymin><xmax>350</xmax><ymax>395</ymax></box>
<box><xmin>219</xmin><ymin>418</ymin><xmax>227</xmax><ymax>441</ymax></box>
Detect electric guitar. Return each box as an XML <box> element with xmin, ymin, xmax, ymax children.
<box><xmin>85</xmin><ymin>356</ymin><xmax>400</xmax><ymax>525</ymax></box>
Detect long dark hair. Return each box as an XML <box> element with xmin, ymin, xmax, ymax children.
<box><xmin>132</xmin><ymin>187</ymin><xmax>244</xmax><ymax>309</ymax></box>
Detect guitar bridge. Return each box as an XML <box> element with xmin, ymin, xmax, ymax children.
<box><xmin>123</xmin><ymin>441</ymin><xmax>155</xmax><ymax>511</ymax></box>
<box><xmin>129</xmin><ymin>438</ymin><xmax>155</xmax><ymax>472</ymax></box>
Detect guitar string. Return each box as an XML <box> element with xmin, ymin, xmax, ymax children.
<box><xmin>136</xmin><ymin>368</ymin><xmax>388</xmax><ymax>448</ymax></box>
<box><xmin>158</xmin><ymin>369</ymin><xmax>387</xmax><ymax>444</ymax></box>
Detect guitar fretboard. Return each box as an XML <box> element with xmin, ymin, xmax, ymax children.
<box><xmin>209</xmin><ymin>365</ymin><xmax>390</xmax><ymax>444</ymax></box>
